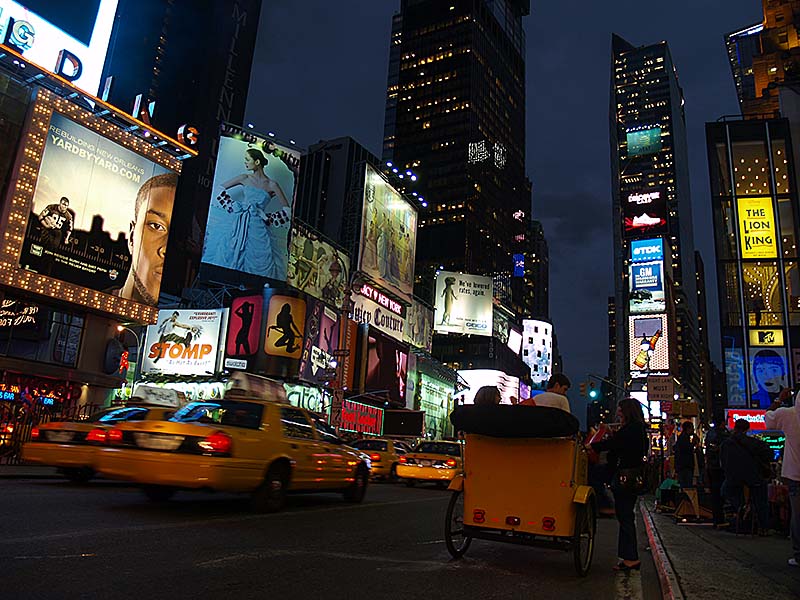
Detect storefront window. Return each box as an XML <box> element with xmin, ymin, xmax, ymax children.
<box><xmin>0</xmin><ymin>297</ymin><xmax>84</xmax><ymax>367</ymax></box>
<box><xmin>741</xmin><ymin>262</ymin><xmax>783</xmax><ymax>326</ymax></box>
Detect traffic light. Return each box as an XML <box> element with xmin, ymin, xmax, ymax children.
<box><xmin>588</xmin><ymin>382</ymin><xmax>599</xmax><ymax>400</ymax></box>
<box><xmin>579</xmin><ymin>382</ymin><xmax>587</xmax><ymax>397</ymax></box>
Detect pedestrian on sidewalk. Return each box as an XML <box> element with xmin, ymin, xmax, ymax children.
<box><xmin>705</xmin><ymin>418</ymin><xmax>731</xmax><ymax>527</ymax></box>
<box><xmin>720</xmin><ymin>418</ymin><xmax>771</xmax><ymax>533</ymax></box>
<box><xmin>589</xmin><ymin>397</ymin><xmax>648</xmax><ymax>571</ymax></box>
<box><xmin>765</xmin><ymin>388</ymin><xmax>800</xmax><ymax>567</ymax></box>
<box><xmin>674</xmin><ymin>421</ymin><xmax>696</xmax><ymax>489</ymax></box>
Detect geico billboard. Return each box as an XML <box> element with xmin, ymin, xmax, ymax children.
<box><xmin>522</xmin><ymin>320</ymin><xmax>553</xmax><ymax>387</ymax></box>
<box><xmin>142</xmin><ymin>309</ymin><xmax>226</xmax><ymax>376</ymax></box>
<box><xmin>455</xmin><ymin>369</ymin><xmax>519</xmax><ymax>405</ymax></box>
<box><xmin>202</xmin><ymin>130</ymin><xmax>300</xmax><ymax>282</ymax></box>
<box><xmin>434</xmin><ymin>271</ymin><xmax>493</xmax><ymax>336</ymax></box>
<box><xmin>0</xmin><ymin>0</ymin><xmax>117</xmax><ymax>95</ymax></box>
<box><xmin>628</xmin><ymin>314</ymin><xmax>669</xmax><ymax>376</ymax></box>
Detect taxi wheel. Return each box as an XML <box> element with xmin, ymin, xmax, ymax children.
<box><xmin>405</xmin><ymin>479</ymin><xmax>416</xmax><ymax>487</ymax></box>
<box><xmin>389</xmin><ymin>464</ymin><xmax>398</xmax><ymax>481</ymax></box>
<box><xmin>343</xmin><ymin>465</ymin><xmax>369</xmax><ymax>503</ymax></box>
<box><xmin>63</xmin><ymin>467</ymin><xmax>93</xmax><ymax>484</ymax></box>
<box><xmin>572</xmin><ymin>501</ymin><xmax>596</xmax><ymax>577</ymax></box>
<box><xmin>142</xmin><ymin>485</ymin><xmax>176</xmax><ymax>503</ymax></box>
<box><xmin>251</xmin><ymin>463</ymin><xmax>289</xmax><ymax>513</ymax></box>
<box><xmin>445</xmin><ymin>489</ymin><xmax>472</xmax><ymax>559</ymax></box>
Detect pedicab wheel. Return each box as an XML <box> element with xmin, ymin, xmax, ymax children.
<box><xmin>572</xmin><ymin>501</ymin><xmax>596</xmax><ymax>577</ymax></box>
<box><xmin>445</xmin><ymin>489</ymin><xmax>472</xmax><ymax>559</ymax></box>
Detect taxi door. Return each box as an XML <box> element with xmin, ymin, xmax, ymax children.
<box><xmin>309</xmin><ymin>413</ymin><xmax>348</xmax><ymax>487</ymax></box>
<box><xmin>278</xmin><ymin>407</ymin><xmax>323</xmax><ymax>489</ymax></box>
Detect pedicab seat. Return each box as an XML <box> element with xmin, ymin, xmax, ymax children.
<box><xmin>450</xmin><ymin>404</ymin><xmax>579</xmax><ymax>439</ymax></box>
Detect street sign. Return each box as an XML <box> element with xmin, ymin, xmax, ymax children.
<box><xmin>647</xmin><ymin>375</ymin><xmax>674</xmax><ymax>404</ymax></box>
<box><xmin>660</xmin><ymin>400</ymin><xmax>673</xmax><ymax>414</ymax></box>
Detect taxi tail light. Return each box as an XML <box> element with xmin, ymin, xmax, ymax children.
<box><xmin>505</xmin><ymin>516</ymin><xmax>521</xmax><ymax>527</ymax></box>
<box><xmin>199</xmin><ymin>431</ymin><xmax>232</xmax><ymax>454</ymax></box>
<box><xmin>370</xmin><ymin>453</ymin><xmax>381</xmax><ymax>462</ymax></box>
<box><xmin>107</xmin><ymin>428</ymin><xmax>124</xmax><ymax>445</ymax></box>
<box><xmin>445</xmin><ymin>458</ymin><xmax>457</xmax><ymax>468</ymax></box>
<box><xmin>30</xmin><ymin>426</ymin><xmax>39</xmax><ymax>440</ymax></box>
<box><xmin>473</xmin><ymin>509</ymin><xmax>486</xmax><ymax>524</ymax></box>
<box><xmin>398</xmin><ymin>456</ymin><xmax>407</xmax><ymax>464</ymax></box>
<box><xmin>86</xmin><ymin>428</ymin><xmax>107</xmax><ymax>443</ymax></box>
<box><xmin>542</xmin><ymin>517</ymin><xmax>556</xmax><ymax>532</ymax></box>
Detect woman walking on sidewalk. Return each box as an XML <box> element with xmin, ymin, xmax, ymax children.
<box><xmin>590</xmin><ymin>397</ymin><xmax>649</xmax><ymax>571</ymax></box>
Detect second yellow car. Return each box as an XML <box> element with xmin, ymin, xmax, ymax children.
<box><xmin>396</xmin><ymin>440</ymin><xmax>462</xmax><ymax>487</ymax></box>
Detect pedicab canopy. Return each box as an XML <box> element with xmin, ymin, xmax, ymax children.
<box><xmin>450</xmin><ymin>404</ymin><xmax>580</xmax><ymax>438</ymax></box>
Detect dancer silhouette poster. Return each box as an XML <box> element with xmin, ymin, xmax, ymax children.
<box><xmin>264</xmin><ymin>295</ymin><xmax>306</xmax><ymax>360</ymax></box>
<box><xmin>224</xmin><ymin>294</ymin><xmax>264</xmax><ymax>370</ymax></box>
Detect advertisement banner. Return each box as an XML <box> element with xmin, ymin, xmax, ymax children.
<box><xmin>522</xmin><ymin>319</ymin><xmax>553</xmax><ymax>388</ymax></box>
<box><xmin>284</xmin><ymin>383</ymin><xmax>327</xmax><ymax>414</ymax></box>
<box><xmin>405</xmin><ymin>352</ymin><xmax>418</xmax><ymax>409</ymax></box>
<box><xmin>224</xmin><ymin>294</ymin><xmax>264</xmax><ymax>371</ymax></box>
<box><xmin>350</xmin><ymin>284</ymin><xmax>406</xmax><ymax>342</ymax></box>
<box><xmin>202</xmin><ymin>131</ymin><xmax>300</xmax><ymax>281</ymax></box>
<box><xmin>507</xmin><ymin>327</ymin><xmax>523</xmax><ymax>355</ymax></box>
<box><xmin>455</xmin><ymin>369</ymin><xmax>519</xmax><ymax>405</ymax></box>
<box><xmin>725</xmin><ymin>409</ymin><xmax>767</xmax><ymax>432</ymax></box>
<box><xmin>629</xmin><ymin>260</ymin><xmax>666</xmax><ymax>314</ymax></box>
<box><xmin>434</xmin><ymin>271</ymin><xmax>493</xmax><ymax>336</ymax></box>
<box><xmin>628</xmin><ymin>314</ymin><xmax>669</xmax><ymax>373</ymax></box>
<box><xmin>492</xmin><ymin>308</ymin><xmax>511</xmax><ymax>345</ymax></box>
<box><xmin>737</xmin><ymin>197</ymin><xmax>777</xmax><ymax>259</ymax></box>
<box><xmin>299</xmin><ymin>298</ymin><xmax>340</xmax><ymax>384</ymax></box>
<box><xmin>403</xmin><ymin>300</ymin><xmax>433</xmax><ymax>351</ymax></box>
<box><xmin>513</xmin><ymin>253</ymin><xmax>525</xmax><ymax>277</ymax></box>
<box><xmin>359</xmin><ymin>164</ymin><xmax>417</xmax><ymax>300</ymax></box>
<box><xmin>19</xmin><ymin>111</ymin><xmax>177</xmax><ymax>305</ymax></box>
<box><xmin>724</xmin><ymin>345</ymin><xmax>747</xmax><ymax>408</ymax></box>
<box><xmin>627</xmin><ymin>127</ymin><xmax>661</xmax><ymax>156</ymax></box>
<box><xmin>142</xmin><ymin>309</ymin><xmax>225</xmax><ymax>376</ymax></box>
<box><xmin>340</xmin><ymin>399</ymin><xmax>384</xmax><ymax>435</ymax></box>
<box><xmin>264</xmin><ymin>294</ymin><xmax>306</xmax><ymax>360</ymax></box>
<box><xmin>287</xmin><ymin>223</ymin><xmax>350</xmax><ymax>309</ymax></box>
<box><xmin>749</xmin><ymin>329</ymin><xmax>784</xmax><ymax>347</ymax></box>
<box><xmin>749</xmin><ymin>347</ymin><xmax>788</xmax><ymax>409</ymax></box>
<box><xmin>365</xmin><ymin>328</ymin><xmax>409</xmax><ymax>405</ymax></box>
<box><xmin>623</xmin><ymin>189</ymin><xmax>667</xmax><ymax>237</ymax></box>
<box><xmin>419</xmin><ymin>373</ymin><xmax>452</xmax><ymax>439</ymax></box>
<box><xmin>630</xmin><ymin>238</ymin><xmax>664</xmax><ymax>263</ymax></box>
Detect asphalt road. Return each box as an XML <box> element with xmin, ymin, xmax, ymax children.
<box><xmin>0</xmin><ymin>478</ymin><xmax>661</xmax><ymax>599</ymax></box>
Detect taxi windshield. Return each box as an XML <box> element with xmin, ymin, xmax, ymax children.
<box><xmin>171</xmin><ymin>401</ymin><xmax>263</xmax><ymax>430</ymax></box>
<box><xmin>416</xmin><ymin>442</ymin><xmax>461</xmax><ymax>456</ymax></box>
<box><xmin>90</xmin><ymin>407</ymin><xmax>152</xmax><ymax>423</ymax></box>
<box><xmin>351</xmin><ymin>440</ymin><xmax>388</xmax><ymax>451</ymax></box>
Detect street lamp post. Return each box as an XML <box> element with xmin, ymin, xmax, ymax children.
<box><xmin>117</xmin><ymin>325</ymin><xmax>143</xmax><ymax>387</ymax></box>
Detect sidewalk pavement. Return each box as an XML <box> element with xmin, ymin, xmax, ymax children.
<box><xmin>0</xmin><ymin>465</ymin><xmax>60</xmax><ymax>478</ymax></box>
<box><xmin>641</xmin><ymin>498</ymin><xmax>800</xmax><ymax>600</ymax></box>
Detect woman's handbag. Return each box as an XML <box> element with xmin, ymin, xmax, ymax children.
<box><xmin>616</xmin><ymin>465</ymin><xmax>648</xmax><ymax>495</ymax></box>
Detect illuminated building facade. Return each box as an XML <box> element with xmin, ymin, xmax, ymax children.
<box><xmin>382</xmin><ymin>0</ymin><xmax>533</xmax><ymax>316</ymax></box>
<box><xmin>706</xmin><ymin>117</ymin><xmax>800</xmax><ymax>409</ymax></box>
<box><xmin>610</xmin><ymin>34</ymin><xmax>704</xmax><ymax>405</ymax></box>
<box><xmin>725</xmin><ymin>22</ymin><xmax>764</xmax><ymax>112</ymax></box>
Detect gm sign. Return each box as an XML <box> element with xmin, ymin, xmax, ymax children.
<box><xmin>0</xmin><ymin>0</ymin><xmax>118</xmax><ymax>95</ymax></box>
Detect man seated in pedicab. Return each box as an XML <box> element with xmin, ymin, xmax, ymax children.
<box><xmin>519</xmin><ymin>374</ymin><xmax>572</xmax><ymax>413</ymax></box>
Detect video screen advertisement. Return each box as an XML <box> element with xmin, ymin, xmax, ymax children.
<box><xmin>433</xmin><ymin>271</ymin><xmax>493</xmax><ymax>336</ymax></box>
<box><xmin>455</xmin><ymin>369</ymin><xmax>519</xmax><ymax>405</ymax></box>
<box><xmin>287</xmin><ymin>223</ymin><xmax>350</xmax><ymax>310</ymax></box>
<box><xmin>141</xmin><ymin>309</ymin><xmax>226</xmax><ymax>376</ymax></box>
<box><xmin>628</xmin><ymin>313</ymin><xmax>670</xmax><ymax>378</ymax></box>
<box><xmin>0</xmin><ymin>0</ymin><xmax>118</xmax><ymax>96</ymax></box>
<box><xmin>748</xmin><ymin>347</ymin><xmax>789</xmax><ymax>409</ymax></box>
<box><xmin>364</xmin><ymin>327</ymin><xmax>409</xmax><ymax>406</ymax></box>
<box><xmin>201</xmin><ymin>129</ymin><xmax>300</xmax><ymax>282</ymax></box>
<box><xmin>1</xmin><ymin>89</ymin><xmax>183</xmax><ymax>324</ymax></box>
<box><xmin>522</xmin><ymin>320</ymin><xmax>553</xmax><ymax>388</ymax></box>
<box><xmin>627</xmin><ymin>126</ymin><xmax>661</xmax><ymax>156</ymax></box>
<box><xmin>359</xmin><ymin>164</ymin><xmax>417</xmax><ymax>301</ymax></box>
<box><xmin>623</xmin><ymin>189</ymin><xmax>667</xmax><ymax>238</ymax></box>
<box><xmin>629</xmin><ymin>260</ymin><xmax>666</xmax><ymax>314</ymax></box>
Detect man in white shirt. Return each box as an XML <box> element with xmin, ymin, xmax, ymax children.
<box><xmin>523</xmin><ymin>373</ymin><xmax>571</xmax><ymax>413</ymax></box>
<box><xmin>765</xmin><ymin>389</ymin><xmax>800</xmax><ymax>567</ymax></box>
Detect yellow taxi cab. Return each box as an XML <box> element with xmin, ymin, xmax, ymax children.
<box><xmin>396</xmin><ymin>440</ymin><xmax>463</xmax><ymax>487</ymax></box>
<box><xmin>95</xmin><ymin>388</ymin><xmax>371</xmax><ymax>511</ymax></box>
<box><xmin>21</xmin><ymin>404</ymin><xmax>177</xmax><ymax>483</ymax></box>
<box><xmin>350</xmin><ymin>438</ymin><xmax>408</xmax><ymax>480</ymax></box>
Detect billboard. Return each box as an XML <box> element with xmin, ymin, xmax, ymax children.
<box><xmin>724</xmin><ymin>342</ymin><xmax>747</xmax><ymax>408</ymax></box>
<box><xmin>507</xmin><ymin>327</ymin><xmax>522</xmax><ymax>355</ymax></box>
<box><xmin>737</xmin><ymin>197</ymin><xmax>777</xmax><ymax>259</ymax></box>
<box><xmin>749</xmin><ymin>329</ymin><xmax>784</xmax><ymax>347</ymax></box>
<box><xmin>142</xmin><ymin>309</ymin><xmax>225</xmax><ymax>376</ymax></box>
<box><xmin>202</xmin><ymin>131</ymin><xmax>300</xmax><ymax>281</ymax></box>
<box><xmin>749</xmin><ymin>347</ymin><xmax>788</xmax><ymax>409</ymax></box>
<box><xmin>18</xmin><ymin>110</ymin><xmax>177</xmax><ymax>307</ymax></box>
<box><xmin>0</xmin><ymin>0</ymin><xmax>117</xmax><ymax>96</ymax></box>
<box><xmin>350</xmin><ymin>283</ymin><xmax>406</xmax><ymax>342</ymax></box>
<box><xmin>287</xmin><ymin>223</ymin><xmax>350</xmax><ymax>310</ymax></box>
<box><xmin>359</xmin><ymin>164</ymin><xmax>417</xmax><ymax>300</ymax></box>
<box><xmin>628</xmin><ymin>314</ymin><xmax>669</xmax><ymax>374</ymax></box>
<box><xmin>224</xmin><ymin>294</ymin><xmax>264</xmax><ymax>367</ymax></box>
<box><xmin>623</xmin><ymin>189</ymin><xmax>667</xmax><ymax>237</ymax></box>
<box><xmin>630</xmin><ymin>238</ymin><xmax>664</xmax><ymax>263</ymax></box>
<box><xmin>403</xmin><ymin>299</ymin><xmax>433</xmax><ymax>352</ymax></box>
<box><xmin>513</xmin><ymin>253</ymin><xmax>525</xmax><ymax>277</ymax></box>
<box><xmin>340</xmin><ymin>399</ymin><xmax>383</xmax><ymax>435</ymax></box>
<box><xmin>434</xmin><ymin>271</ymin><xmax>493</xmax><ymax>336</ymax></box>
<box><xmin>455</xmin><ymin>369</ymin><xmax>519</xmax><ymax>405</ymax></box>
<box><xmin>299</xmin><ymin>298</ymin><xmax>340</xmax><ymax>384</ymax></box>
<box><xmin>725</xmin><ymin>409</ymin><xmax>767</xmax><ymax>432</ymax></box>
<box><xmin>627</xmin><ymin>127</ymin><xmax>661</xmax><ymax>156</ymax></box>
<box><xmin>364</xmin><ymin>327</ymin><xmax>409</xmax><ymax>405</ymax></box>
<box><xmin>522</xmin><ymin>319</ymin><xmax>553</xmax><ymax>388</ymax></box>
<box><xmin>284</xmin><ymin>383</ymin><xmax>327</xmax><ymax>414</ymax></box>
<box><xmin>629</xmin><ymin>260</ymin><xmax>666</xmax><ymax>314</ymax></box>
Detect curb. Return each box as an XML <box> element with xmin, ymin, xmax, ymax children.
<box><xmin>641</xmin><ymin>502</ymin><xmax>684</xmax><ymax>600</ymax></box>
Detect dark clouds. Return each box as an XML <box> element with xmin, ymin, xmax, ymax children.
<box><xmin>246</xmin><ymin>1</ymin><xmax>764</xmax><ymax>392</ymax></box>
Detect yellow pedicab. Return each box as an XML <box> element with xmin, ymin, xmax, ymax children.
<box><xmin>445</xmin><ymin>404</ymin><xmax>597</xmax><ymax>576</ymax></box>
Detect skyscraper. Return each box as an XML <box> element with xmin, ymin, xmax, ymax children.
<box><xmin>382</xmin><ymin>0</ymin><xmax>532</xmax><ymax>313</ymax></box>
<box><xmin>610</xmin><ymin>34</ymin><xmax>703</xmax><ymax>404</ymax></box>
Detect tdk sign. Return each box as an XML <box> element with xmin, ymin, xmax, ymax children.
<box><xmin>631</xmin><ymin>238</ymin><xmax>663</xmax><ymax>263</ymax></box>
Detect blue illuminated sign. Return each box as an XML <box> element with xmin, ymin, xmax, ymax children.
<box><xmin>513</xmin><ymin>254</ymin><xmax>525</xmax><ymax>277</ymax></box>
<box><xmin>631</xmin><ymin>238</ymin><xmax>663</xmax><ymax>263</ymax></box>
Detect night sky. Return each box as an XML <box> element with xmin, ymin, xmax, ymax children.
<box><xmin>246</xmin><ymin>1</ymin><xmax>764</xmax><ymax>410</ymax></box>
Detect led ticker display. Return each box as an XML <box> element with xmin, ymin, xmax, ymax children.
<box><xmin>630</xmin><ymin>238</ymin><xmax>664</xmax><ymax>263</ymax></box>
<box><xmin>737</xmin><ymin>197</ymin><xmax>777</xmax><ymax>259</ymax></box>
<box><xmin>627</xmin><ymin>127</ymin><xmax>662</xmax><ymax>156</ymax></box>
<box><xmin>623</xmin><ymin>189</ymin><xmax>667</xmax><ymax>237</ymax></box>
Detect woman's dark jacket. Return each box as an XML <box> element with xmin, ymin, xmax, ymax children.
<box><xmin>591</xmin><ymin>421</ymin><xmax>648</xmax><ymax>471</ymax></box>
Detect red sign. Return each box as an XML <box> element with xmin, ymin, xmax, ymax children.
<box><xmin>660</xmin><ymin>400</ymin><xmax>673</xmax><ymax>414</ymax></box>
<box><xmin>340</xmin><ymin>399</ymin><xmax>384</xmax><ymax>435</ymax></box>
<box><xmin>358</xmin><ymin>284</ymin><xmax>404</xmax><ymax>316</ymax></box>
<box><xmin>725</xmin><ymin>409</ymin><xmax>767</xmax><ymax>431</ymax></box>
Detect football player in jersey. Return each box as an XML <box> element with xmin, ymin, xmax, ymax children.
<box><xmin>38</xmin><ymin>196</ymin><xmax>75</xmax><ymax>248</ymax></box>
